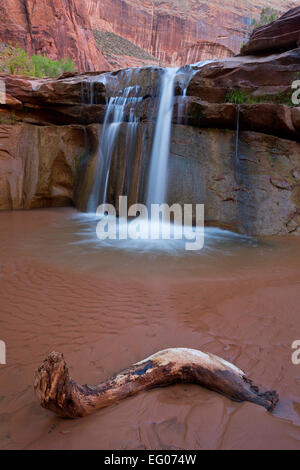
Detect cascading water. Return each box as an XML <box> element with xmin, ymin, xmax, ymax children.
<box><xmin>76</xmin><ymin>60</ymin><xmax>251</xmax><ymax>253</ymax></box>
<box><xmin>144</xmin><ymin>60</ymin><xmax>214</xmax><ymax>205</ymax></box>
<box><xmin>87</xmin><ymin>73</ymin><xmax>142</xmax><ymax>212</ymax></box>
<box><xmin>146</xmin><ymin>67</ymin><xmax>178</xmax><ymax>206</ymax></box>
<box><xmin>86</xmin><ymin>60</ymin><xmax>215</xmax><ymax>213</ymax></box>
<box><xmin>175</xmin><ymin>60</ymin><xmax>214</xmax><ymax>124</ymax></box>
<box><xmin>234</xmin><ymin>104</ymin><xmax>241</xmax><ymax>184</ymax></box>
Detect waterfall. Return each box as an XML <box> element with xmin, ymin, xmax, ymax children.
<box><xmin>176</xmin><ymin>60</ymin><xmax>214</xmax><ymax>124</ymax></box>
<box><xmin>121</xmin><ymin>107</ymin><xmax>139</xmax><ymax>198</ymax></box>
<box><xmin>234</xmin><ymin>104</ymin><xmax>241</xmax><ymax>184</ymax></box>
<box><xmin>87</xmin><ymin>75</ymin><xmax>142</xmax><ymax>212</ymax></box>
<box><xmin>146</xmin><ymin>67</ymin><xmax>178</xmax><ymax>206</ymax></box>
<box><xmin>145</xmin><ymin>61</ymin><xmax>214</xmax><ymax>205</ymax></box>
<box><xmin>85</xmin><ymin>61</ymin><xmax>215</xmax><ymax>213</ymax></box>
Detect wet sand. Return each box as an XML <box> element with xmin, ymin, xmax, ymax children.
<box><xmin>0</xmin><ymin>208</ymin><xmax>300</xmax><ymax>450</ymax></box>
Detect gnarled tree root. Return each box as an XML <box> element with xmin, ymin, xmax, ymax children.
<box><xmin>34</xmin><ymin>348</ymin><xmax>279</xmax><ymax>418</ymax></box>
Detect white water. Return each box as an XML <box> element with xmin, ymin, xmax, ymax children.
<box><xmin>86</xmin><ymin>61</ymin><xmax>215</xmax><ymax>212</ymax></box>
<box><xmin>88</xmin><ymin>81</ymin><xmax>142</xmax><ymax>212</ymax></box>
<box><xmin>146</xmin><ymin>67</ymin><xmax>178</xmax><ymax>205</ymax></box>
<box><xmin>178</xmin><ymin>60</ymin><xmax>214</xmax><ymax>96</ymax></box>
<box><xmin>76</xmin><ymin>60</ymin><xmax>256</xmax><ymax>253</ymax></box>
<box><xmin>71</xmin><ymin>212</ymin><xmax>253</xmax><ymax>255</ymax></box>
<box><xmin>146</xmin><ymin>61</ymin><xmax>215</xmax><ymax>203</ymax></box>
<box><xmin>176</xmin><ymin>60</ymin><xmax>215</xmax><ymax>124</ymax></box>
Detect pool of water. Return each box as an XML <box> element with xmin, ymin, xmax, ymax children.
<box><xmin>0</xmin><ymin>207</ymin><xmax>300</xmax><ymax>449</ymax></box>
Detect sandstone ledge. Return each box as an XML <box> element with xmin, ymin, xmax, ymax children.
<box><xmin>1</xmin><ymin>48</ymin><xmax>300</xmax><ymax>142</ymax></box>
<box><xmin>241</xmin><ymin>7</ymin><xmax>300</xmax><ymax>56</ymax></box>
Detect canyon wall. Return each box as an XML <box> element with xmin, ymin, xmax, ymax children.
<box><xmin>0</xmin><ymin>0</ymin><xmax>110</xmax><ymax>72</ymax></box>
<box><xmin>87</xmin><ymin>0</ymin><xmax>298</xmax><ymax>66</ymax></box>
<box><xmin>0</xmin><ymin>0</ymin><xmax>297</xmax><ymax>72</ymax></box>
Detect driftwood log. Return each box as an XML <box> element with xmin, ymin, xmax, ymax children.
<box><xmin>34</xmin><ymin>348</ymin><xmax>278</xmax><ymax>418</ymax></box>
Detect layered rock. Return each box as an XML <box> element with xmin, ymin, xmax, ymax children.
<box><xmin>187</xmin><ymin>49</ymin><xmax>300</xmax><ymax>102</ymax></box>
<box><xmin>0</xmin><ymin>0</ymin><xmax>110</xmax><ymax>72</ymax></box>
<box><xmin>87</xmin><ymin>0</ymin><xmax>296</xmax><ymax>66</ymax></box>
<box><xmin>1</xmin><ymin>117</ymin><xmax>300</xmax><ymax>235</ymax></box>
<box><xmin>178</xmin><ymin>41</ymin><xmax>235</xmax><ymax>65</ymax></box>
<box><xmin>241</xmin><ymin>6</ymin><xmax>300</xmax><ymax>56</ymax></box>
<box><xmin>3</xmin><ymin>49</ymin><xmax>299</xmax><ymax>138</ymax></box>
<box><xmin>1</xmin><ymin>46</ymin><xmax>300</xmax><ymax>236</ymax></box>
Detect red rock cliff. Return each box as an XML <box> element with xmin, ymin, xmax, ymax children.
<box><xmin>87</xmin><ymin>0</ymin><xmax>298</xmax><ymax>66</ymax></box>
<box><xmin>0</xmin><ymin>0</ymin><xmax>110</xmax><ymax>72</ymax></box>
<box><xmin>0</xmin><ymin>0</ymin><xmax>298</xmax><ymax>71</ymax></box>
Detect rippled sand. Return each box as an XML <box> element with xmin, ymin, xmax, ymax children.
<box><xmin>0</xmin><ymin>208</ymin><xmax>300</xmax><ymax>449</ymax></box>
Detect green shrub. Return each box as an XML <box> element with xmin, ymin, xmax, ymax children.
<box><xmin>0</xmin><ymin>44</ymin><xmax>75</xmax><ymax>78</ymax></box>
<box><xmin>225</xmin><ymin>90</ymin><xmax>248</xmax><ymax>105</ymax></box>
<box><xmin>0</xmin><ymin>45</ymin><xmax>34</xmax><ymax>76</ymax></box>
<box><xmin>31</xmin><ymin>55</ymin><xmax>75</xmax><ymax>78</ymax></box>
<box><xmin>225</xmin><ymin>88</ymin><xmax>297</xmax><ymax>107</ymax></box>
<box><xmin>251</xmin><ymin>7</ymin><xmax>279</xmax><ymax>30</ymax></box>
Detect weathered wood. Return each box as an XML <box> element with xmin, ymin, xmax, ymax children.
<box><xmin>34</xmin><ymin>348</ymin><xmax>278</xmax><ymax>418</ymax></box>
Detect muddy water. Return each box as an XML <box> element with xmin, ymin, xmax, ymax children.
<box><xmin>0</xmin><ymin>208</ymin><xmax>300</xmax><ymax>450</ymax></box>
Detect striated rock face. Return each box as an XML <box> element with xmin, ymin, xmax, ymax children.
<box><xmin>0</xmin><ymin>0</ymin><xmax>110</xmax><ymax>72</ymax></box>
<box><xmin>0</xmin><ymin>1</ymin><xmax>298</xmax><ymax>72</ymax></box>
<box><xmin>87</xmin><ymin>0</ymin><xmax>297</xmax><ymax>66</ymax></box>
<box><xmin>241</xmin><ymin>6</ymin><xmax>300</xmax><ymax>56</ymax></box>
<box><xmin>168</xmin><ymin>127</ymin><xmax>300</xmax><ymax>236</ymax></box>
<box><xmin>0</xmin><ymin>0</ymin><xmax>297</xmax><ymax>70</ymax></box>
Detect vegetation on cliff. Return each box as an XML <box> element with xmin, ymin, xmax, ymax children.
<box><xmin>0</xmin><ymin>44</ymin><xmax>75</xmax><ymax>78</ymax></box>
<box><xmin>251</xmin><ymin>7</ymin><xmax>279</xmax><ymax>30</ymax></box>
<box><xmin>225</xmin><ymin>88</ymin><xmax>297</xmax><ymax>107</ymax></box>
<box><xmin>93</xmin><ymin>30</ymin><xmax>159</xmax><ymax>65</ymax></box>
<box><xmin>240</xmin><ymin>7</ymin><xmax>280</xmax><ymax>51</ymax></box>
